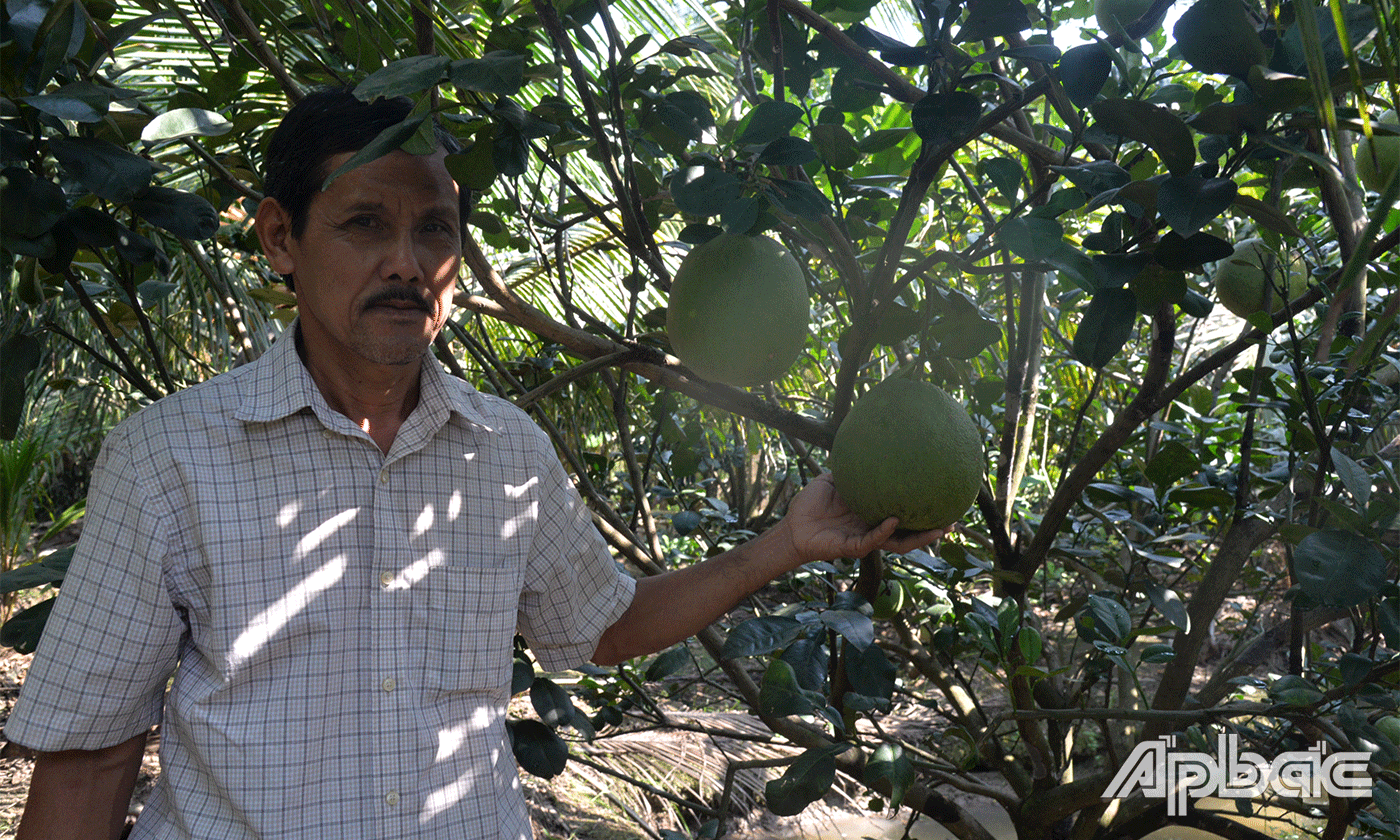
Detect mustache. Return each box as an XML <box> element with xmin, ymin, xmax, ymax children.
<box><xmin>362</xmin><ymin>286</ymin><xmax>432</xmax><ymax>313</ymax></box>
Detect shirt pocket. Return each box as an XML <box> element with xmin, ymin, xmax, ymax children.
<box><xmin>425</xmin><ymin>565</ymin><xmax>520</xmax><ymax>693</ymax></box>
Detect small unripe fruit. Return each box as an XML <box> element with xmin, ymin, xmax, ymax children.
<box><xmin>870</xmin><ymin>579</ymin><xmax>907</xmax><ymax>620</ymax></box>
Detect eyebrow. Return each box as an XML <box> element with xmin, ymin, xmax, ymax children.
<box><xmin>341</xmin><ymin>201</ymin><xmax>459</xmax><ymax>224</ymax></box>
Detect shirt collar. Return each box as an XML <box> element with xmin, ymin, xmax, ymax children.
<box><xmin>233</xmin><ymin>323</ymin><xmax>499</xmax><ymax>435</ymax></box>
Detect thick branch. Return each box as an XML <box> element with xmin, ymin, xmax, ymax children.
<box><xmin>1009</xmin><ymin>303</ymin><xmax>1176</xmax><ymax>591</ymax></box>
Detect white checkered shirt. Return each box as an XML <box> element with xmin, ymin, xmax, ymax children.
<box><xmin>6</xmin><ymin>327</ymin><xmax>636</xmax><ymax>839</ymax></box>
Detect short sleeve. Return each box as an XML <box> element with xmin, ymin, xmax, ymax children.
<box><xmin>5</xmin><ymin>424</ymin><xmax>185</xmax><ymax>751</ymax></box>
<box><xmin>516</xmin><ymin>452</ymin><xmax>635</xmax><ymax>673</ymax></box>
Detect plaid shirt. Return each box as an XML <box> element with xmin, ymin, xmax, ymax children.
<box><xmin>6</xmin><ymin>328</ymin><xmax>635</xmax><ymax>839</ymax></box>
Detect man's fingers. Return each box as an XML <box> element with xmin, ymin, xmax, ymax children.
<box><xmin>880</xmin><ymin>525</ymin><xmax>947</xmax><ymax>554</ymax></box>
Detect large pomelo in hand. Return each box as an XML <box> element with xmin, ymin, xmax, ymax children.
<box><xmin>1212</xmin><ymin>237</ymin><xmax>1308</xmax><ymax>318</ymax></box>
<box><xmin>665</xmin><ymin>234</ymin><xmax>810</xmax><ymax>387</ymax></box>
<box><xmin>829</xmin><ymin>378</ymin><xmax>984</xmax><ymax>532</ymax></box>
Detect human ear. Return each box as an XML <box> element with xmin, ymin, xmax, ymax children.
<box><xmin>254</xmin><ymin>197</ymin><xmax>297</xmax><ymax>276</ymax></box>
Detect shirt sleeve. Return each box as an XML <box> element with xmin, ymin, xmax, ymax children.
<box><xmin>516</xmin><ymin>449</ymin><xmax>635</xmax><ymax>673</ymax></box>
<box><xmin>5</xmin><ymin>423</ymin><xmax>186</xmax><ymax>751</ymax></box>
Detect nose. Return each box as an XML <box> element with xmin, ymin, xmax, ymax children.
<box><xmin>383</xmin><ymin>230</ymin><xmax>422</xmax><ymax>283</ymax></box>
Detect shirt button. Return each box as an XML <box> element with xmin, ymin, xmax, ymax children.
<box><xmin>379</xmin><ymin>570</ymin><xmax>394</xmax><ymax>588</ymax></box>
<box><xmin>381</xmin><ymin>677</ymin><xmax>396</xmax><ymax>692</ymax></box>
<box><xmin>378</xmin><ymin>470</ymin><xmax>390</xmax><ymax>484</ymax></box>
<box><xmin>322</xmin><ymin>429</ymin><xmax>334</xmax><ymax>440</ymax></box>
<box><xmin>384</xmin><ymin>791</ymin><xmax>400</xmax><ymax>806</ymax></box>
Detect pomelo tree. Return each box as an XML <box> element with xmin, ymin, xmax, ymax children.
<box><xmin>2</xmin><ymin>0</ymin><xmax>1398</xmax><ymax>837</ymax></box>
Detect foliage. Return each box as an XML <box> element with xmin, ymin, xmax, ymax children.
<box><xmin>3</xmin><ymin>0</ymin><xmax>1399</xmax><ymax>837</ymax></box>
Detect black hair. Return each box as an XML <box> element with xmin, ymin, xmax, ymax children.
<box><xmin>261</xmin><ymin>87</ymin><xmax>473</xmax><ymax>287</ymax></box>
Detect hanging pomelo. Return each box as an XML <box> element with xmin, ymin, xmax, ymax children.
<box><xmin>1212</xmin><ymin>237</ymin><xmax>1307</xmax><ymax>318</ymax></box>
<box><xmin>665</xmin><ymin>234</ymin><xmax>809</xmax><ymax>387</ymax></box>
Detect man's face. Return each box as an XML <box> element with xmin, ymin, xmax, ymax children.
<box><xmin>258</xmin><ymin>148</ymin><xmax>462</xmax><ymax>368</ymax></box>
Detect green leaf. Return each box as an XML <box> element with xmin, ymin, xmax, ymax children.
<box><xmin>810</xmin><ymin>124</ymin><xmax>859</xmax><ymax>169</ymax></box>
<box><xmin>140</xmin><ymin>108</ymin><xmax>232</xmax><ymax>143</ymax></box>
<box><xmin>955</xmin><ymin>0</ymin><xmax>1030</xmax><ymax>41</ymax></box>
<box><xmin>444</xmin><ymin>141</ymin><xmax>497</xmax><ymax>192</ymax></box>
<box><xmin>758</xmin><ymin>136</ymin><xmax>817</xmax><ymax>166</ymax></box>
<box><xmin>738</xmin><ymin>100</ymin><xmax>805</xmax><ymax>145</ymax></box>
<box><xmin>912</xmin><ymin>92</ymin><xmax>982</xmax><ymax>146</ymax></box>
<box><xmin>508</xmin><ymin>719</ymin><xmax>569</xmax><ymax>778</ymax></box>
<box><xmin>979</xmin><ymin>157</ymin><xmax>1024</xmax><ymax>198</ymax></box>
<box><xmin>492</xmin><ymin>125</ymin><xmax>529</xmax><ymax>177</ymax></box>
<box><xmin>1231</xmin><ymin>194</ymin><xmax>1305</xmax><ymax>239</ymax></box>
<box><xmin>63</xmin><ymin>207</ymin><xmax>157</xmax><ymax>264</ymax></box>
<box><xmin>1058</xmin><ymin>42</ymin><xmax>1113</xmax><ymax>109</ymax></box>
<box><xmin>1085</xmin><ymin>594</ymin><xmax>1132</xmax><ymax>644</ymax></box>
<box><xmin>722</xmin><ymin>615</ymin><xmax>804</xmax><ymax>658</ymax></box>
<box><xmin>1000</xmin><ymin>217</ymin><xmax>1063</xmax><ymax>261</ymax></box>
<box><xmin>48</xmin><ymin>136</ymin><xmax>153</xmax><ymax>203</ymax></box>
<box><xmin>1331</xmin><ymin>447</ymin><xmax>1372</xmax><ymax>506</ymax></box>
<box><xmin>1072</xmin><ymin>287</ymin><xmax>1138</xmax><ymax>368</ymax></box>
<box><xmin>766</xmin><ymin>179</ymin><xmax>831</xmax><ymax>220</ymax></box>
<box><xmin>129</xmin><ymin>187</ymin><xmax>219</xmax><ymax>240</ymax></box>
<box><xmin>818</xmin><ymin>608</ymin><xmax>874</xmax><ymax>651</ymax></box>
<box><xmin>0</xmin><ymin>546</ymin><xmax>71</xmax><ymax>593</ymax></box>
<box><xmin>863</xmin><ymin>743</ymin><xmax>914</xmax><ymax>806</ymax></box>
<box><xmin>0</xmin><ymin>334</ymin><xmax>42</xmax><ymax>439</ymax></box>
<box><xmin>1173</xmin><ymin>0</ymin><xmax>1268</xmax><ymax>78</ymax></box>
<box><xmin>511</xmin><ymin>659</ymin><xmax>534</xmax><ymax>695</ymax></box>
<box><xmin>1152</xmin><ymin>231</ymin><xmax>1234</xmax><ymax>270</ymax></box>
<box><xmin>530</xmin><ymin>677</ymin><xmax>575</xmax><ymax>727</ymax></box>
<box><xmin>354</xmin><ymin>55</ymin><xmax>451</xmax><ymax>100</ymax></box>
<box><xmin>0</xmin><ymin>598</ymin><xmax>55</xmax><ymax>654</ymax></box>
<box><xmin>759</xmin><ymin>658</ymin><xmax>820</xmax><ymax>717</ymax></box>
<box><xmin>671</xmin><ymin>166</ymin><xmax>741</xmax><ymax>217</ymax></box>
<box><xmin>1267</xmin><ymin>674</ymin><xmax>1325</xmax><ymax>706</ymax></box>
<box><xmin>450</xmin><ymin>51</ymin><xmax>526</xmax><ymax>95</ymax></box>
<box><xmin>1295</xmin><ymin>529</ymin><xmax>1387</xmax><ymax>608</ymax></box>
<box><xmin>721</xmin><ymin>196</ymin><xmax>761</xmax><ymax>234</ymax></box>
<box><xmin>1145</xmin><ymin>440</ymin><xmax>1202</xmax><ymax>488</ymax></box>
<box><xmin>645</xmin><ymin>645</ymin><xmax>691</xmax><ymax>682</ymax></box>
<box><xmin>1090</xmin><ymin>99</ymin><xmax>1196</xmax><ymax>176</ymax></box>
<box><xmin>654</xmin><ymin>91</ymin><xmax>716</xmax><ymax>144</ymax></box>
<box><xmin>1050</xmin><ymin>161</ymin><xmax>1131</xmax><ymax>197</ymax></box>
<box><xmin>1</xmin><ymin>166</ymin><xmax>68</xmax><ymax>239</ymax></box>
<box><xmin>1156</xmin><ymin>175</ymin><xmax>1238</xmax><ymax>237</ymax></box>
<box><xmin>843</xmin><ymin>639</ymin><xmax>896</xmax><ymax>705</ymax></box>
<box><xmin>1092</xmin><ymin>252</ymin><xmax>1152</xmax><ymax>288</ymax></box>
<box><xmin>765</xmin><ymin>745</ymin><xmax>844</xmax><ymax>816</ymax></box>
<box><xmin>323</xmin><ymin>116</ymin><xmax>427</xmax><ymax>189</ymax></box>
<box><xmin>1141</xmin><ymin>578</ymin><xmax>1191</xmax><ymax>633</ymax></box>
<box><xmin>1140</xmin><ymin>643</ymin><xmax>1176</xmax><ymax>663</ymax></box>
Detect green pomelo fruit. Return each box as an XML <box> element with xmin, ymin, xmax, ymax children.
<box><xmin>829</xmin><ymin>378</ymin><xmax>984</xmax><ymax>531</ymax></box>
<box><xmin>1095</xmin><ymin>0</ymin><xmax>1154</xmax><ymax>40</ymax></box>
<box><xmin>1212</xmin><ymin>237</ymin><xmax>1308</xmax><ymax>318</ymax></box>
<box><xmin>1357</xmin><ymin>110</ymin><xmax>1400</xmax><ymax>193</ymax></box>
<box><xmin>665</xmin><ymin>234</ymin><xmax>810</xmax><ymax>387</ymax></box>
<box><xmin>870</xmin><ymin>579</ymin><xmax>907</xmax><ymax>620</ymax></box>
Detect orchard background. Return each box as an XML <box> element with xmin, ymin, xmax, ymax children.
<box><xmin>1</xmin><ymin>0</ymin><xmax>1398</xmax><ymax>837</ymax></box>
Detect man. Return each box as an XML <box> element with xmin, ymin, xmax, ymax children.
<box><xmin>7</xmin><ymin>89</ymin><xmax>939</xmax><ymax>839</ymax></box>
